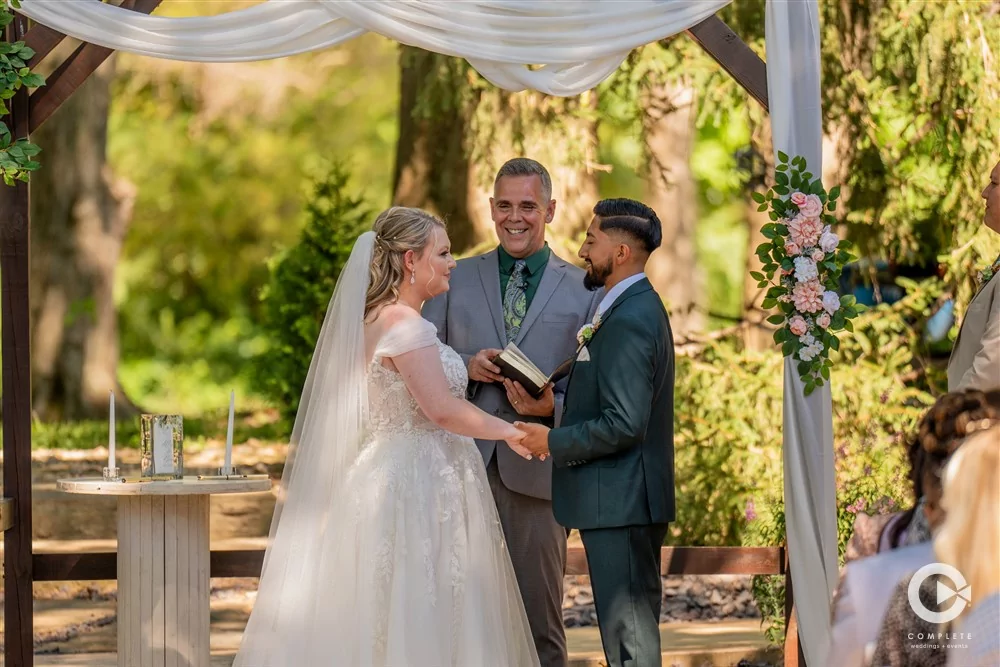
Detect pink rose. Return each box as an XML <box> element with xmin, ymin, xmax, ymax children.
<box><xmin>789</xmin><ymin>191</ymin><xmax>808</xmax><ymax>207</ymax></box>
<box><xmin>798</xmin><ymin>194</ymin><xmax>823</xmax><ymax>219</ymax></box>
<box><xmin>788</xmin><ymin>315</ymin><xmax>809</xmax><ymax>336</ymax></box>
<box><xmin>811</xmin><ymin>249</ymin><xmax>825</xmax><ymax>262</ymax></box>
<box><xmin>788</xmin><ymin>215</ymin><xmax>824</xmax><ymax>248</ymax></box>
<box><xmin>817</xmin><ymin>313</ymin><xmax>831</xmax><ymax>329</ymax></box>
<box><xmin>784</xmin><ymin>240</ymin><xmax>802</xmax><ymax>257</ymax></box>
<box><xmin>791</xmin><ymin>279</ymin><xmax>825</xmax><ymax>313</ymax></box>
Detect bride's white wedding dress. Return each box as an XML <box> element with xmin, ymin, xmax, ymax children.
<box><xmin>234</xmin><ymin>316</ymin><xmax>539</xmax><ymax>666</ymax></box>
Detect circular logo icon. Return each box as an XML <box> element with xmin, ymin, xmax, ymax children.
<box><xmin>908</xmin><ymin>562</ymin><xmax>971</xmax><ymax>624</ymax></box>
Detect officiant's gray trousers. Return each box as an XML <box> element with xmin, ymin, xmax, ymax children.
<box><xmin>486</xmin><ymin>457</ymin><xmax>568</xmax><ymax>667</ymax></box>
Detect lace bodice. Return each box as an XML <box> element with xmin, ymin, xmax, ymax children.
<box><xmin>367</xmin><ymin>317</ymin><xmax>468</xmax><ymax>436</ymax></box>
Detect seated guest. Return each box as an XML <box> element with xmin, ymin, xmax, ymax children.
<box><xmin>872</xmin><ymin>424</ymin><xmax>999</xmax><ymax>667</ymax></box>
<box><xmin>938</xmin><ymin>426</ymin><xmax>1000</xmax><ymax>667</ymax></box>
<box><xmin>825</xmin><ymin>389</ymin><xmax>1000</xmax><ymax>667</ymax></box>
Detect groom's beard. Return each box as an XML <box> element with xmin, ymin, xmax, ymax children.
<box><xmin>583</xmin><ymin>258</ymin><xmax>613</xmax><ymax>291</ymax></box>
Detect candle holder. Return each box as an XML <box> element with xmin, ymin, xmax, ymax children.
<box><xmin>103</xmin><ymin>466</ymin><xmax>122</xmax><ymax>481</ymax></box>
<box><xmin>140</xmin><ymin>414</ymin><xmax>184</xmax><ymax>479</ymax></box>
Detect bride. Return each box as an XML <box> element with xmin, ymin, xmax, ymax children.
<box><xmin>233</xmin><ymin>207</ymin><xmax>540</xmax><ymax>666</ymax></box>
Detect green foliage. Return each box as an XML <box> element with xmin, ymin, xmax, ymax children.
<box><xmin>729</xmin><ymin>288</ymin><xmax>938</xmax><ymax>642</ymax></box>
<box><xmin>27</xmin><ymin>411</ymin><xmax>284</xmax><ymax>451</ymax></box>
<box><xmin>670</xmin><ymin>344</ymin><xmax>783</xmax><ymax>547</ymax></box>
<box><xmin>719</xmin><ymin>0</ymin><xmax>1000</xmax><ymax>302</ymax></box>
<box><xmin>0</xmin><ymin>4</ymin><xmax>45</xmax><ymax>185</ymax></box>
<box><xmin>109</xmin><ymin>32</ymin><xmax>399</xmax><ymax>399</ymax></box>
<box><xmin>251</xmin><ymin>163</ymin><xmax>372</xmax><ymax>425</ymax></box>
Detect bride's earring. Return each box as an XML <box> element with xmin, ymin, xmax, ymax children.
<box><xmin>410</xmin><ymin>271</ymin><xmax>416</xmax><ymax>285</ymax></box>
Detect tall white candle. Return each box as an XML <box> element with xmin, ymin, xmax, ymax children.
<box><xmin>225</xmin><ymin>390</ymin><xmax>235</xmax><ymax>473</ymax></box>
<box><xmin>108</xmin><ymin>390</ymin><xmax>115</xmax><ymax>470</ymax></box>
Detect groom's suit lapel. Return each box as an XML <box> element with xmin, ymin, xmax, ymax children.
<box><xmin>477</xmin><ymin>250</ymin><xmax>507</xmax><ymax>346</ymax></box>
<box><xmin>565</xmin><ymin>278</ymin><xmax>653</xmax><ymax>388</ymax></box>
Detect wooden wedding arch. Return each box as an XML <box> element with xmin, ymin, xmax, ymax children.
<box><xmin>0</xmin><ymin>4</ymin><xmax>801</xmax><ymax>666</ymax></box>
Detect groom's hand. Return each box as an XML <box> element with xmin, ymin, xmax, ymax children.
<box><xmin>513</xmin><ymin>421</ymin><xmax>550</xmax><ymax>459</ymax></box>
<box><xmin>504</xmin><ymin>379</ymin><xmax>554</xmax><ymax>417</ymax></box>
<box><xmin>468</xmin><ymin>348</ymin><xmax>505</xmax><ymax>383</ymax></box>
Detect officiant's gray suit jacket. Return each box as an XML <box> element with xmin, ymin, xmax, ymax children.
<box><xmin>423</xmin><ymin>248</ymin><xmax>601</xmax><ymax>500</ymax></box>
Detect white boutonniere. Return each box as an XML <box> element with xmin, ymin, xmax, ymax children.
<box><xmin>576</xmin><ymin>313</ymin><xmax>602</xmax><ymax>350</ymax></box>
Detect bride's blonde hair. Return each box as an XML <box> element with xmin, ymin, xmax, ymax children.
<box><xmin>365</xmin><ymin>206</ymin><xmax>446</xmax><ymax>320</ymax></box>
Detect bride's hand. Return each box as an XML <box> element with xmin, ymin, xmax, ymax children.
<box><xmin>504</xmin><ymin>427</ymin><xmax>535</xmax><ymax>460</ymax></box>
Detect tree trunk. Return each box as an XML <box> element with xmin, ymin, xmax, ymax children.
<box><xmin>392</xmin><ymin>47</ymin><xmax>486</xmax><ymax>251</ymax></box>
<box><xmin>392</xmin><ymin>47</ymin><xmax>599</xmax><ymax>258</ymax></box>
<box><xmin>642</xmin><ymin>82</ymin><xmax>703</xmax><ymax>338</ymax></box>
<box><xmin>741</xmin><ymin>119</ymin><xmax>775</xmax><ymax>351</ymax></box>
<box><xmin>29</xmin><ymin>58</ymin><xmax>137</xmax><ymax>421</ymax></box>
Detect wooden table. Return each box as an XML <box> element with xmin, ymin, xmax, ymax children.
<box><xmin>57</xmin><ymin>476</ymin><xmax>272</xmax><ymax>667</ymax></box>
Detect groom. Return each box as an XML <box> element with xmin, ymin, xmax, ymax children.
<box><xmin>517</xmin><ymin>198</ymin><xmax>675</xmax><ymax>667</ymax></box>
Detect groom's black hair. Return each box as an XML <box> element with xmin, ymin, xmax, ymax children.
<box><xmin>593</xmin><ymin>198</ymin><xmax>662</xmax><ymax>254</ymax></box>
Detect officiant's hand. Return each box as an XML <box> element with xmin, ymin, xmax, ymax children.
<box><xmin>504</xmin><ymin>379</ymin><xmax>554</xmax><ymax>418</ymax></box>
<box><xmin>469</xmin><ymin>348</ymin><xmax>505</xmax><ymax>383</ymax></box>
<box><xmin>513</xmin><ymin>421</ymin><xmax>550</xmax><ymax>460</ymax></box>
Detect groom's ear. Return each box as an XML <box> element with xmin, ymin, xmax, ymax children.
<box><xmin>545</xmin><ymin>199</ymin><xmax>556</xmax><ymax>224</ymax></box>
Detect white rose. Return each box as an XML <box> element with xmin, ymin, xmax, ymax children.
<box><xmin>822</xmin><ymin>291</ymin><xmax>841</xmax><ymax>315</ymax></box>
<box><xmin>793</xmin><ymin>256</ymin><xmax>819</xmax><ymax>282</ymax></box>
<box><xmin>819</xmin><ymin>231</ymin><xmax>839</xmax><ymax>253</ymax></box>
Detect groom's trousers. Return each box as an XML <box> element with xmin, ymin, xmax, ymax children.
<box><xmin>580</xmin><ymin>523</ymin><xmax>669</xmax><ymax>667</ymax></box>
<box><xmin>486</xmin><ymin>457</ymin><xmax>568</xmax><ymax>667</ymax></box>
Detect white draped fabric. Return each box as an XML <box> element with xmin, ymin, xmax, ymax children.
<box><xmin>16</xmin><ymin>0</ymin><xmax>835</xmax><ymax>660</ymax></box>
<box><xmin>766</xmin><ymin>3</ymin><xmax>838</xmax><ymax>664</ymax></box>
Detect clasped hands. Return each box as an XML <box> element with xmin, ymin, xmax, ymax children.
<box><xmin>470</xmin><ymin>348</ymin><xmax>553</xmax><ymax>462</ymax></box>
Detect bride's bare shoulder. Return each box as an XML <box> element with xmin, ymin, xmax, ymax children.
<box><xmin>365</xmin><ymin>304</ymin><xmax>423</xmax><ymax>337</ymax></box>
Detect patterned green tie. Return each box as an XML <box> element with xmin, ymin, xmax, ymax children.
<box><xmin>503</xmin><ymin>259</ymin><xmax>528</xmax><ymax>342</ymax></box>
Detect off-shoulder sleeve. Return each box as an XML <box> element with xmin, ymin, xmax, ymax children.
<box><xmin>374</xmin><ymin>317</ymin><xmax>440</xmax><ymax>359</ymax></box>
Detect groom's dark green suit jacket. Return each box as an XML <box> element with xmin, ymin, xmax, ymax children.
<box><xmin>548</xmin><ymin>277</ymin><xmax>675</xmax><ymax>530</ymax></box>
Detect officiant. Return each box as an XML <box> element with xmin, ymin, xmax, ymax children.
<box><xmin>423</xmin><ymin>157</ymin><xmax>600</xmax><ymax>667</ymax></box>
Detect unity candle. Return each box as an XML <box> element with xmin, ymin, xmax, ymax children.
<box><xmin>108</xmin><ymin>391</ymin><xmax>115</xmax><ymax>468</ymax></box>
<box><xmin>103</xmin><ymin>391</ymin><xmax>120</xmax><ymax>480</ymax></box>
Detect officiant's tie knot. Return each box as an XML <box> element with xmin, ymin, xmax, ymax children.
<box><xmin>503</xmin><ymin>259</ymin><xmax>528</xmax><ymax>342</ymax></box>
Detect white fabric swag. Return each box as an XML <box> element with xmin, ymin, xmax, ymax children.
<box><xmin>16</xmin><ymin>0</ymin><xmax>837</xmax><ymax>663</ymax></box>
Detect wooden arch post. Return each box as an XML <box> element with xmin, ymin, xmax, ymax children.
<box><xmin>1</xmin><ymin>8</ymin><xmax>804</xmax><ymax>667</ymax></box>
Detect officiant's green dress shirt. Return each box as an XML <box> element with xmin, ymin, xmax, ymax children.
<box><xmin>498</xmin><ymin>243</ymin><xmax>551</xmax><ymax>308</ymax></box>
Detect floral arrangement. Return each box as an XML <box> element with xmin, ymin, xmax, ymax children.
<box><xmin>750</xmin><ymin>152</ymin><xmax>863</xmax><ymax>394</ymax></box>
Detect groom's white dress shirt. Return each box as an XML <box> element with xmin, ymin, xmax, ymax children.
<box><xmin>596</xmin><ymin>272</ymin><xmax>647</xmax><ymax>319</ymax></box>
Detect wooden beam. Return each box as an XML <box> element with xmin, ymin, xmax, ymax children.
<box><xmin>567</xmin><ymin>545</ymin><xmax>785</xmax><ymax>577</ymax></box>
<box><xmin>685</xmin><ymin>15</ymin><xmax>769</xmax><ymax>112</ymax></box>
<box><xmin>33</xmin><ymin>546</ymin><xmax>786</xmax><ymax>581</ymax></box>
<box><xmin>22</xmin><ymin>22</ymin><xmax>65</xmax><ymax>69</ymax></box>
<box><xmin>2</xmin><ymin>15</ymin><xmax>34</xmax><ymax>667</ymax></box>
<box><xmin>28</xmin><ymin>0</ymin><xmax>163</xmax><ymax>133</ymax></box>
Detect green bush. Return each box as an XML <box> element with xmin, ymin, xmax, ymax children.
<box><xmin>252</xmin><ymin>163</ymin><xmax>373</xmax><ymax>425</ymax></box>
<box><xmin>725</xmin><ymin>282</ymin><xmax>941</xmax><ymax>643</ymax></box>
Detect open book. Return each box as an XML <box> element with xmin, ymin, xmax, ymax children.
<box><xmin>491</xmin><ymin>342</ymin><xmax>575</xmax><ymax>398</ymax></box>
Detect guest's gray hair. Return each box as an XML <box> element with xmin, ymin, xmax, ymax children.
<box><xmin>494</xmin><ymin>158</ymin><xmax>553</xmax><ymax>201</ymax></box>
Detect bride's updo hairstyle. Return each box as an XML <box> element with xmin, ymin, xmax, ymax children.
<box><xmin>365</xmin><ymin>206</ymin><xmax>446</xmax><ymax>319</ymax></box>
